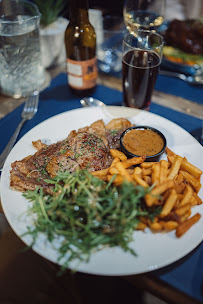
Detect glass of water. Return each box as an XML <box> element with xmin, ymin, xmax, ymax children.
<box><xmin>0</xmin><ymin>0</ymin><xmax>45</xmax><ymax>98</ymax></box>
<box><xmin>95</xmin><ymin>15</ymin><xmax>125</xmax><ymax>76</ymax></box>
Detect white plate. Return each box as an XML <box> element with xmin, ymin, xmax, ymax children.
<box><xmin>1</xmin><ymin>106</ymin><xmax>203</xmax><ymax>276</ymax></box>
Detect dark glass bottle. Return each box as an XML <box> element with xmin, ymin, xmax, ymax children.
<box><xmin>65</xmin><ymin>0</ymin><xmax>97</xmax><ymax>96</ymax></box>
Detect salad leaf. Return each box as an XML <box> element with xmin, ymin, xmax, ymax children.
<box><xmin>22</xmin><ymin>170</ymin><xmax>161</xmax><ymax>271</ymax></box>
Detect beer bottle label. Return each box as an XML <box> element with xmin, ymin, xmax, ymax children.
<box><xmin>67</xmin><ymin>57</ymin><xmax>98</xmax><ymax>90</ymax></box>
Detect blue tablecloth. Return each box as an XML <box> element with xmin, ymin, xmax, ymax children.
<box><xmin>0</xmin><ymin>73</ymin><xmax>203</xmax><ymax>302</ymax></box>
<box><xmin>156</xmin><ymin>75</ymin><xmax>203</xmax><ymax>104</ymax></box>
<box><xmin>0</xmin><ymin>73</ymin><xmax>202</xmax><ymax>153</ymax></box>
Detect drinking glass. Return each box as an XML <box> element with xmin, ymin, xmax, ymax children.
<box><xmin>122</xmin><ymin>30</ymin><xmax>164</xmax><ymax>110</ymax></box>
<box><xmin>0</xmin><ymin>0</ymin><xmax>45</xmax><ymax>98</ymax></box>
<box><xmin>123</xmin><ymin>0</ymin><xmax>166</xmax><ymax>33</ymax></box>
<box><xmin>93</xmin><ymin>14</ymin><xmax>124</xmax><ymax>75</ymax></box>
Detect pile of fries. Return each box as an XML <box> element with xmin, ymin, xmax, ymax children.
<box><xmin>92</xmin><ymin>147</ymin><xmax>202</xmax><ymax>238</ymax></box>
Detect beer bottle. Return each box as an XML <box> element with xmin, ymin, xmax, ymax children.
<box><xmin>65</xmin><ymin>0</ymin><xmax>97</xmax><ymax>96</ymax></box>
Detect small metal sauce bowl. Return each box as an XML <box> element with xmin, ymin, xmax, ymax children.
<box><xmin>120</xmin><ymin>126</ymin><xmax>167</xmax><ymax>162</ymax></box>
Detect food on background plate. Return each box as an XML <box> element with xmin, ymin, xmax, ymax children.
<box><xmin>163</xmin><ymin>19</ymin><xmax>203</xmax><ymax>66</ymax></box>
<box><xmin>9</xmin><ymin>118</ymin><xmax>202</xmax><ymax>270</ymax></box>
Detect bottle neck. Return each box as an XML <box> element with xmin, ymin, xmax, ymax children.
<box><xmin>69</xmin><ymin>0</ymin><xmax>89</xmax><ymax>23</ymax></box>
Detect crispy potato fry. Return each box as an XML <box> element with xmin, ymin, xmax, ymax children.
<box><xmin>176</xmin><ymin>213</ymin><xmax>201</xmax><ymax>237</ymax></box>
<box><xmin>149</xmin><ymin>222</ymin><xmax>163</xmax><ymax>231</ymax></box>
<box><xmin>177</xmin><ymin>193</ymin><xmax>184</xmax><ymax>200</ymax></box>
<box><xmin>192</xmin><ymin>192</ymin><xmax>202</xmax><ymax>205</ymax></box>
<box><xmin>133</xmin><ymin>174</ymin><xmax>149</xmax><ymax>188</ymax></box>
<box><xmin>107</xmin><ymin>174</ymin><xmax>124</xmax><ymax>185</ymax></box>
<box><xmin>174</xmin><ymin>173</ymin><xmax>185</xmax><ymax>193</ymax></box>
<box><xmin>179</xmin><ymin>185</ymin><xmax>193</xmax><ymax>206</ymax></box>
<box><xmin>168</xmin><ymin>155</ymin><xmax>183</xmax><ymax>180</ymax></box>
<box><xmin>175</xmin><ymin>172</ymin><xmax>184</xmax><ymax>184</ymax></box>
<box><xmin>190</xmin><ymin>195</ymin><xmax>198</xmax><ymax>206</ymax></box>
<box><xmin>165</xmin><ymin>147</ymin><xmax>176</xmax><ymax>157</ymax></box>
<box><xmin>160</xmin><ymin>160</ymin><xmax>169</xmax><ymax>183</ymax></box>
<box><xmin>109</xmin><ymin>166</ymin><xmax>134</xmax><ymax>175</ymax></box>
<box><xmin>175</xmin><ymin>193</ymin><xmax>184</xmax><ymax>207</ymax></box>
<box><xmin>180</xmin><ymin>170</ymin><xmax>201</xmax><ymax>193</ymax></box>
<box><xmin>151</xmin><ymin>163</ymin><xmax>160</xmax><ymax>185</ymax></box>
<box><xmin>174</xmin><ymin>202</ymin><xmax>191</xmax><ymax>216</ymax></box>
<box><xmin>127</xmin><ymin>168</ymin><xmax>134</xmax><ymax>175</ymax></box>
<box><xmin>161</xmin><ymin>221</ymin><xmax>178</xmax><ymax>231</ymax></box>
<box><xmin>140</xmin><ymin>162</ymin><xmax>156</xmax><ymax>168</ymax></box>
<box><xmin>145</xmin><ymin>180</ymin><xmax>174</xmax><ymax>207</ymax></box>
<box><xmin>143</xmin><ymin>176</ymin><xmax>151</xmax><ymax>185</ymax></box>
<box><xmin>110</xmin><ymin>157</ymin><xmax>120</xmax><ymax>168</ymax></box>
<box><xmin>162</xmin><ymin>189</ymin><xmax>171</xmax><ymax>202</ymax></box>
<box><xmin>133</xmin><ymin>167</ymin><xmax>142</xmax><ymax>175</ymax></box>
<box><xmin>109</xmin><ymin>167</ymin><xmax>119</xmax><ymax>175</ymax></box>
<box><xmin>153</xmin><ymin>216</ymin><xmax>159</xmax><ymax>223</ymax></box>
<box><xmin>180</xmin><ymin>210</ymin><xmax>192</xmax><ymax>223</ymax></box>
<box><xmin>167</xmin><ymin>155</ymin><xmax>175</xmax><ymax>166</ymax></box>
<box><xmin>159</xmin><ymin>189</ymin><xmax>177</xmax><ymax>218</ymax></box>
<box><xmin>110</xmin><ymin>149</ymin><xmax>127</xmax><ymax>161</ymax></box>
<box><xmin>174</xmin><ymin>182</ymin><xmax>186</xmax><ymax>194</ymax></box>
<box><xmin>122</xmin><ymin>156</ymin><xmax>146</xmax><ymax>168</ymax></box>
<box><xmin>91</xmin><ymin>168</ymin><xmax>109</xmax><ymax>176</ymax></box>
<box><xmin>136</xmin><ymin>222</ymin><xmax>147</xmax><ymax>230</ymax></box>
<box><xmin>181</xmin><ymin>158</ymin><xmax>202</xmax><ymax>178</ymax></box>
<box><xmin>115</xmin><ymin>162</ymin><xmax>133</xmax><ymax>183</ymax></box>
<box><xmin>142</xmin><ymin>168</ymin><xmax>152</xmax><ymax>176</ymax></box>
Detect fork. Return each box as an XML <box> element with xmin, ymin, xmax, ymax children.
<box><xmin>0</xmin><ymin>91</ymin><xmax>39</xmax><ymax>171</ymax></box>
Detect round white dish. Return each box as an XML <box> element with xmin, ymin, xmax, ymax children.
<box><xmin>1</xmin><ymin>106</ymin><xmax>203</xmax><ymax>276</ymax></box>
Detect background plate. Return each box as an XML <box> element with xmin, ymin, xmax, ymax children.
<box><xmin>1</xmin><ymin>106</ymin><xmax>203</xmax><ymax>276</ymax></box>
<box><xmin>161</xmin><ymin>57</ymin><xmax>201</xmax><ymax>75</ymax></box>
<box><xmin>159</xmin><ymin>21</ymin><xmax>202</xmax><ymax>75</ymax></box>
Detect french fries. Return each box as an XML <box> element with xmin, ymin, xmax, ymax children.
<box><xmin>151</xmin><ymin>163</ymin><xmax>160</xmax><ymax>185</ymax></box>
<box><xmin>110</xmin><ymin>149</ymin><xmax>127</xmax><ymax>161</ymax></box>
<box><xmin>176</xmin><ymin>213</ymin><xmax>201</xmax><ymax>237</ymax></box>
<box><xmin>92</xmin><ymin>147</ymin><xmax>202</xmax><ymax>238</ymax></box>
<box><xmin>168</xmin><ymin>155</ymin><xmax>183</xmax><ymax>180</ymax></box>
<box><xmin>159</xmin><ymin>189</ymin><xmax>177</xmax><ymax>218</ymax></box>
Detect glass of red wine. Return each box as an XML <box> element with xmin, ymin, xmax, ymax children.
<box><xmin>122</xmin><ymin>30</ymin><xmax>164</xmax><ymax>110</ymax></box>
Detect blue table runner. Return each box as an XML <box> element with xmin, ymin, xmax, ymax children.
<box><xmin>0</xmin><ymin>73</ymin><xmax>202</xmax><ymax>153</ymax></box>
<box><xmin>0</xmin><ymin>73</ymin><xmax>203</xmax><ymax>302</ymax></box>
<box><xmin>156</xmin><ymin>75</ymin><xmax>203</xmax><ymax>104</ymax></box>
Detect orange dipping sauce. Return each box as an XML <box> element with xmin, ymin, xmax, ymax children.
<box><xmin>122</xmin><ymin>128</ymin><xmax>164</xmax><ymax>156</ymax></box>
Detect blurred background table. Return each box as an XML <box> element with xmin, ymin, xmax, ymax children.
<box><xmin>0</xmin><ymin>64</ymin><xmax>203</xmax><ymax>120</ymax></box>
